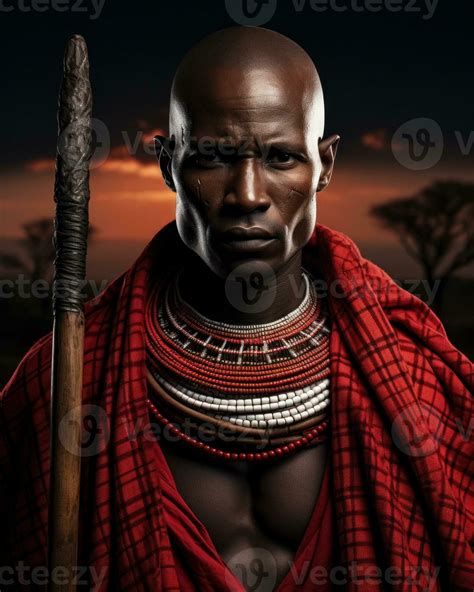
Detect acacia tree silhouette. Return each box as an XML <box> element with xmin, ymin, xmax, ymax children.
<box><xmin>370</xmin><ymin>180</ymin><xmax>474</xmax><ymax>313</ymax></box>
<box><xmin>0</xmin><ymin>218</ymin><xmax>97</xmax><ymax>309</ymax></box>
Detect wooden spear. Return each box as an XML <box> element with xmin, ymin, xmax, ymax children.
<box><xmin>48</xmin><ymin>35</ymin><xmax>93</xmax><ymax>592</ymax></box>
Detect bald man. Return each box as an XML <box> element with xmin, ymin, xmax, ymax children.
<box><xmin>150</xmin><ymin>25</ymin><xmax>339</xmax><ymax>590</ymax></box>
<box><xmin>1</xmin><ymin>27</ymin><xmax>473</xmax><ymax>592</ymax></box>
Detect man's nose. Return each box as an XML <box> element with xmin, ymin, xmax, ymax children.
<box><xmin>223</xmin><ymin>158</ymin><xmax>271</xmax><ymax>212</ymax></box>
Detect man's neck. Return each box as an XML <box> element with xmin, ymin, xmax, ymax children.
<box><xmin>177</xmin><ymin>253</ymin><xmax>306</xmax><ymax>326</ymax></box>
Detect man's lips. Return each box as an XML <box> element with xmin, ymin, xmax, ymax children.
<box><xmin>214</xmin><ymin>227</ymin><xmax>278</xmax><ymax>253</ymax></box>
<box><xmin>217</xmin><ymin>226</ymin><xmax>277</xmax><ymax>242</ymax></box>
<box><xmin>219</xmin><ymin>238</ymin><xmax>277</xmax><ymax>252</ymax></box>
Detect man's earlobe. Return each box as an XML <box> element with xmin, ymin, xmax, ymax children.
<box><xmin>317</xmin><ymin>134</ymin><xmax>340</xmax><ymax>192</ymax></box>
<box><xmin>154</xmin><ymin>135</ymin><xmax>176</xmax><ymax>192</ymax></box>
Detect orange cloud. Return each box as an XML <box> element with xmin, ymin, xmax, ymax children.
<box><xmin>26</xmin><ymin>153</ymin><xmax>161</xmax><ymax>178</ymax></box>
<box><xmin>111</xmin><ymin>190</ymin><xmax>171</xmax><ymax>201</ymax></box>
<box><xmin>26</xmin><ymin>158</ymin><xmax>55</xmax><ymax>172</ymax></box>
<box><xmin>109</xmin><ymin>145</ymin><xmax>130</xmax><ymax>158</ymax></box>
<box><xmin>142</xmin><ymin>128</ymin><xmax>166</xmax><ymax>147</ymax></box>
<box><xmin>100</xmin><ymin>158</ymin><xmax>161</xmax><ymax>178</ymax></box>
<box><xmin>361</xmin><ymin>129</ymin><xmax>389</xmax><ymax>151</ymax></box>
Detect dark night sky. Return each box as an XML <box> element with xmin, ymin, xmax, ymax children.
<box><xmin>1</xmin><ymin>0</ymin><xmax>473</xmax><ymax>281</ymax></box>
<box><xmin>1</xmin><ymin>0</ymin><xmax>473</xmax><ymax>167</ymax></box>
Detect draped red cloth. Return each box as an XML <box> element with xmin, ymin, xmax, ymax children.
<box><xmin>1</xmin><ymin>221</ymin><xmax>473</xmax><ymax>591</ymax></box>
<box><xmin>155</xmin><ymin>428</ymin><xmax>336</xmax><ymax>592</ymax></box>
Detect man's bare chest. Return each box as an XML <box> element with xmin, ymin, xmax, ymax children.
<box><xmin>159</xmin><ymin>438</ymin><xmax>329</xmax><ymax>590</ymax></box>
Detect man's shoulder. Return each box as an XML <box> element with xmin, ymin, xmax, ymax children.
<box><xmin>1</xmin><ymin>330</ymin><xmax>53</xmax><ymax>409</ymax></box>
<box><xmin>362</xmin><ymin>257</ymin><xmax>472</xmax><ymax>387</ymax></box>
<box><xmin>360</xmin><ymin>255</ymin><xmax>449</xmax><ymax>337</ymax></box>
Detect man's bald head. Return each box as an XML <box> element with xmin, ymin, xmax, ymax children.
<box><xmin>169</xmin><ymin>26</ymin><xmax>325</xmax><ymax>141</ymax></box>
<box><xmin>156</xmin><ymin>26</ymin><xmax>339</xmax><ymax>280</ymax></box>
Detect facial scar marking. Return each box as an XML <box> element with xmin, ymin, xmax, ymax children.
<box><xmin>288</xmin><ymin>187</ymin><xmax>305</xmax><ymax>199</ymax></box>
<box><xmin>197</xmin><ymin>178</ymin><xmax>210</xmax><ymax>207</ymax></box>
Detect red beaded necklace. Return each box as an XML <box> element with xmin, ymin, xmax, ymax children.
<box><xmin>147</xmin><ymin>397</ymin><xmax>330</xmax><ymax>462</ymax></box>
<box><xmin>146</xmin><ymin>268</ymin><xmax>331</xmax><ymax>395</ymax></box>
<box><xmin>145</xmin><ymin>266</ymin><xmax>331</xmax><ymax>461</ymax></box>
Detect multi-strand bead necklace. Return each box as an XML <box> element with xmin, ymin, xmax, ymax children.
<box><xmin>145</xmin><ymin>267</ymin><xmax>331</xmax><ymax>461</ymax></box>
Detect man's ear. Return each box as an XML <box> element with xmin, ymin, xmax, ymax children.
<box><xmin>317</xmin><ymin>134</ymin><xmax>340</xmax><ymax>192</ymax></box>
<box><xmin>154</xmin><ymin>135</ymin><xmax>176</xmax><ymax>192</ymax></box>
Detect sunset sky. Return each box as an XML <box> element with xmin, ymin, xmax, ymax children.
<box><xmin>1</xmin><ymin>1</ymin><xmax>473</xmax><ymax>279</ymax></box>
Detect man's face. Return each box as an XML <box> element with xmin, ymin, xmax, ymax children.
<box><xmin>160</xmin><ymin>67</ymin><xmax>337</xmax><ymax>277</ymax></box>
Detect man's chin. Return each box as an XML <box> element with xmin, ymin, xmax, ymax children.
<box><xmin>208</xmin><ymin>251</ymin><xmax>283</xmax><ymax>281</ymax></box>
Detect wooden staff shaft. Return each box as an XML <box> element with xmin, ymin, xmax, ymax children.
<box><xmin>48</xmin><ymin>313</ymin><xmax>84</xmax><ymax>592</ymax></box>
<box><xmin>48</xmin><ymin>34</ymin><xmax>93</xmax><ymax>592</ymax></box>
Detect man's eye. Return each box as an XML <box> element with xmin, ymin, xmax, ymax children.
<box><xmin>202</xmin><ymin>152</ymin><xmax>221</xmax><ymax>161</ymax></box>
<box><xmin>266</xmin><ymin>150</ymin><xmax>296</xmax><ymax>165</ymax></box>
<box><xmin>190</xmin><ymin>152</ymin><xmax>223</xmax><ymax>167</ymax></box>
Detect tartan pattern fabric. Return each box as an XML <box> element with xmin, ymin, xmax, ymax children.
<box><xmin>0</xmin><ymin>220</ymin><xmax>473</xmax><ymax>591</ymax></box>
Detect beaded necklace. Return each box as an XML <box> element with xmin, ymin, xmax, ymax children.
<box><xmin>146</xmin><ymin>267</ymin><xmax>331</xmax><ymax>461</ymax></box>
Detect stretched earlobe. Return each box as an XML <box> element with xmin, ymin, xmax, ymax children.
<box><xmin>154</xmin><ymin>135</ymin><xmax>176</xmax><ymax>192</ymax></box>
<box><xmin>317</xmin><ymin>134</ymin><xmax>340</xmax><ymax>192</ymax></box>
<box><xmin>154</xmin><ymin>135</ymin><xmax>165</xmax><ymax>159</ymax></box>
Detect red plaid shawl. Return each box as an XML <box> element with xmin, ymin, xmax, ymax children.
<box><xmin>1</xmin><ymin>221</ymin><xmax>473</xmax><ymax>591</ymax></box>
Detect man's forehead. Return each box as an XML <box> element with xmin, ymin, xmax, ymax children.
<box><xmin>172</xmin><ymin>104</ymin><xmax>308</xmax><ymax>149</ymax></box>
<box><xmin>175</xmin><ymin>66</ymin><xmax>309</xmax><ymax>107</ymax></box>
<box><xmin>170</xmin><ymin>68</ymin><xmax>316</xmax><ymax>139</ymax></box>
<box><xmin>169</xmin><ymin>28</ymin><xmax>325</xmax><ymax>142</ymax></box>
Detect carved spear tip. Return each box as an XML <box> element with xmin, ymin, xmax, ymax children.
<box><xmin>57</xmin><ymin>34</ymin><xmax>92</xmax><ymax>163</ymax></box>
<box><xmin>64</xmin><ymin>34</ymin><xmax>89</xmax><ymax>76</ymax></box>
